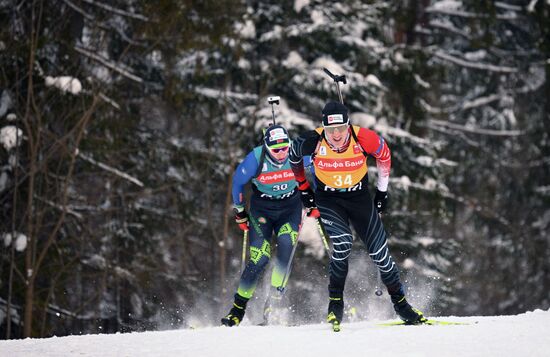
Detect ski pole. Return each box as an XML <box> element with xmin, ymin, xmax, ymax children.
<box><xmin>276</xmin><ymin>211</ymin><xmax>307</xmax><ymax>293</ymax></box>
<box><xmin>267</xmin><ymin>96</ymin><xmax>280</xmax><ymax>125</ymax></box>
<box><xmin>241</xmin><ymin>230</ymin><xmax>248</xmax><ymax>274</ymax></box>
<box><xmin>374</xmin><ymin>212</ymin><xmax>384</xmax><ymax>296</ymax></box>
<box><xmin>323</xmin><ymin>68</ymin><xmax>383</xmax><ymax>297</ymax></box>
<box><xmin>315</xmin><ymin>217</ymin><xmax>330</xmax><ymax>253</ymax></box>
<box><xmin>323</xmin><ymin>68</ymin><xmax>347</xmax><ymax>104</ymax></box>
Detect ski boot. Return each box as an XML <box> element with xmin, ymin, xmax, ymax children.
<box><xmin>221</xmin><ymin>294</ymin><xmax>248</xmax><ymax>327</ymax></box>
<box><xmin>391</xmin><ymin>294</ymin><xmax>427</xmax><ymax>325</ymax></box>
<box><xmin>327</xmin><ymin>294</ymin><xmax>344</xmax><ymax>332</ymax></box>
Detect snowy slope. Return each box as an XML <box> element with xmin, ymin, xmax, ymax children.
<box><xmin>2</xmin><ymin>310</ymin><xmax>549</xmax><ymax>357</ymax></box>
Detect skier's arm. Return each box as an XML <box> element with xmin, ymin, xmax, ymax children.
<box><xmin>290</xmin><ymin>131</ymin><xmax>321</xmax><ymax>218</ymax></box>
<box><xmin>357</xmin><ymin>127</ymin><xmax>391</xmax><ymax>192</ymax></box>
<box><xmin>231</xmin><ymin>151</ymin><xmax>259</xmax><ymax>207</ymax></box>
<box><xmin>289</xmin><ymin>130</ymin><xmax>320</xmax><ymax>188</ymax></box>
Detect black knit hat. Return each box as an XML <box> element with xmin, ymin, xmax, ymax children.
<box><xmin>322</xmin><ymin>101</ymin><xmax>349</xmax><ymax>126</ymax></box>
<box><xmin>264</xmin><ymin>124</ymin><xmax>290</xmax><ymax>148</ymax></box>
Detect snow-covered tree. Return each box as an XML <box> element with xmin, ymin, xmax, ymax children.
<box><xmin>1</xmin><ymin>0</ymin><xmax>548</xmax><ymax>339</ymax></box>
<box><xmin>418</xmin><ymin>0</ymin><xmax>550</xmax><ymax>314</ymax></box>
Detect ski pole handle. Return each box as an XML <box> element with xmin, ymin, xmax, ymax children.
<box><xmin>323</xmin><ymin>68</ymin><xmax>346</xmax><ymax>104</ymax></box>
<box><xmin>323</xmin><ymin>68</ymin><xmax>347</xmax><ymax>84</ymax></box>
<box><xmin>323</xmin><ymin>67</ymin><xmax>336</xmax><ymax>80</ymax></box>
<box><xmin>268</xmin><ymin>96</ymin><xmax>280</xmax><ymax>125</ymax></box>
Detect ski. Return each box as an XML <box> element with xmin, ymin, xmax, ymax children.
<box><xmin>378</xmin><ymin>319</ymin><xmax>469</xmax><ymax>327</ymax></box>
<box><xmin>256</xmin><ymin>322</ymin><xmax>299</xmax><ymax>327</ymax></box>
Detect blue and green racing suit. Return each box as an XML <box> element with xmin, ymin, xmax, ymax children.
<box><xmin>232</xmin><ymin>146</ymin><xmax>302</xmax><ymax>299</ymax></box>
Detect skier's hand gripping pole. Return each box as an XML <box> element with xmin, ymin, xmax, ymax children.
<box><xmin>234</xmin><ymin>206</ymin><xmax>249</xmax><ymax>273</ymax></box>
<box><xmin>297</xmin><ymin>180</ymin><xmax>320</xmax><ymax>218</ymax></box>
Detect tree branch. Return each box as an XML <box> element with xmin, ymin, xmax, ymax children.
<box><xmin>433</xmin><ymin>50</ymin><xmax>518</xmax><ymax>73</ymax></box>
<box><xmin>74</xmin><ymin>45</ymin><xmax>144</xmax><ymax>83</ymax></box>
<box><xmin>427</xmin><ymin>119</ymin><xmax>524</xmax><ymax>136</ymax></box>
<box><xmin>61</xmin><ymin>0</ymin><xmax>145</xmax><ymax>46</ymax></box>
<box><xmin>77</xmin><ymin>152</ymin><xmax>144</xmax><ymax>187</ymax></box>
<box><xmin>33</xmin><ymin>195</ymin><xmax>83</xmax><ymax>220</ymax></box>
<box><xmin>31</xmin><ymin>96</ymin><xmax>99</xmax><ymax>284</ymax></box>
<box><xmin>98</xmin><ymin>92</ymin><xmax>121</xmax><ymax>110</ymax></box>
<box><xmin>80</xmin><ymin>0</ymin><xmax>149</xmax><ymax>21</ymax></box>
<box><xmin>419</xmin><ymin>94</ymin><xmax>502</xmax><ymax>114</ymax></box>
<box><xmin>391</xmin><ymin>177</ymin><xmax>514</xmax><ymax>231</ymax></box>
<box><xmin>425</xmin><ymin>7</ymin><xmax>520</xmax><ymax>20</ymax></box>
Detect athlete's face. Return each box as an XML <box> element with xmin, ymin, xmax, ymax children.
<box><xmin>268</xmin><ymin>145</ymin><xmax>290</xmax><ymax>162</ymax></box>
<box><xmin>325</xmin><ymin>124</ymin><xmax>350</xmax><ymax>149</ymax></box>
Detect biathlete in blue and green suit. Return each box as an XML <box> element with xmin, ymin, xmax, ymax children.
<box><xmin>221</xmin><ymin>125</ymin><xmax>304</xmax><ymax>327</ymax></box>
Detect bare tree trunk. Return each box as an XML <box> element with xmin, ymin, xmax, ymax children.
<box><xmin>544</xmin><ymin>2</ymin><xmax>550</xmax><ymax>138</ymax></box>
<box><xmin>23</xmin><ymin>96</ymin><xmax>99</xmax><ymax>337</ymax></box>
<box><xmin>23</xmin><ymin>281</ymin><xmax>35</xmax><ymax>337</ymax></box>
<box><xmin>219</xmin><ymin>78</ymin><xmax>239</xmax><ymax>306</ymax></box>
<box><xmin>219</xmin><ymin>88</ymin><xmax>228</xmax><ymax>303</ymax></box>
<box><xmin>22</xmin><ymin>0</ymin><xmax>42</xmax><ymax>337</ymax></box>
<box><xmin>220</xmin><ymin>165</ymin><xmax>233</xmax><ymax>302</ymax></box>
<box><xmin>6</xmin><ymin>110</ymin><xmax>22</xmax><ymax>339</ymax></box>
<box><xmin>6</xmin><ymin>246</ymin><xmax>16</xmax><ymax>339</ymax></box>
<box><xmin>40</xmin><ymin>256</ymin><xmax>78</xmax><ymax>336</ymax></box>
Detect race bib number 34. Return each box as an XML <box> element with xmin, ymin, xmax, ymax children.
<box><xmin>333</xmin><ymin>174</ymin><xmax>352</xmax><ymax>187</ymax></box>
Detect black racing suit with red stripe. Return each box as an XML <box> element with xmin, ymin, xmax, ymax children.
<box><xmin>289</xmin><ymin>127</ymin><xmax>405</xmax><ymax>302</ymax></box>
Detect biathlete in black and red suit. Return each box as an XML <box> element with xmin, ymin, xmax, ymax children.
<box><xmin>221</xmin><ymin>125</ymin><xmax>303</xmax><ymax>327</ymax></box>
<box><xmin>289</xmin><ymin>101</ymin><xmax>426</xmax><ymax>328</ymax></box>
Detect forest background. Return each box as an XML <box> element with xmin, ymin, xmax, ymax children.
<box><xmin>1</xmin><ymin>0</ymin><xmax>549</xmax><ymax>339</ymax></box>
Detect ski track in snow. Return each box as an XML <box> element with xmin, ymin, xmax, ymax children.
<box><xmin>1</xmin><ymin>310</ymin><xmax>549</xmax><ymax>357</ymax></box>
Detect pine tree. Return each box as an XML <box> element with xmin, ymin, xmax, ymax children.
<box><xmin>418</xmin><ymin>0</ymin><xmax>550</xmax><ymax>315</ymax></box>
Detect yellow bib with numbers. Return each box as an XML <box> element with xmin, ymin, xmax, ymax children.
<box><xmin>313</xmin><ymin>126</ymin><xmax>368</xmax><ymax>189</ymax></box>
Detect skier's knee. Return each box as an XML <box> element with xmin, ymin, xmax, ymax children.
<box><xmin>249</xmin><ymin>240</ymin><xmax>271</xmax><ymax>269</ymax></box>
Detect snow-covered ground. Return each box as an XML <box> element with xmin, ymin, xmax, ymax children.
<box><xmin>1</xmin><ymin>309</ymin><xmax>549</xmax><ymax>357</ymax></box>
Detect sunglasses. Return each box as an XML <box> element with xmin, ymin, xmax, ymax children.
<box><xmin>269</xmin><ymin>146</ymin><xmax>289</xmax><ymax>153</ymax></box>
<box><xmin>324</xmin><ymin>124</ymin><xmax>349</xmax><ymax>135</ymax></box>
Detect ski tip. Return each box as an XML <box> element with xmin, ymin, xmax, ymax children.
<box><xmin>424</xmin><ymin>319</ymin><xmax>469</xmax><ymax>326</ymax></box>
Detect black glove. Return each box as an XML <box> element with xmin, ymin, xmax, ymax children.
<box><xmin>300</xmin><ymin>188</ymin><xmax>317</xmax><ymax>216</ymax></box>
<box><xmin>374</xmin><ymin>189</ymin><xmax>388</xmax><ymax>213</ymax></box>
<box><xmin>297</xmin><ymin>180</ymin><xmax>320</xmax><ymax>217</ymax></box>
<box><xmin>233</xmin><ymin>206</ymin><xmax>249</xmax><ymax>231</ymax></box>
